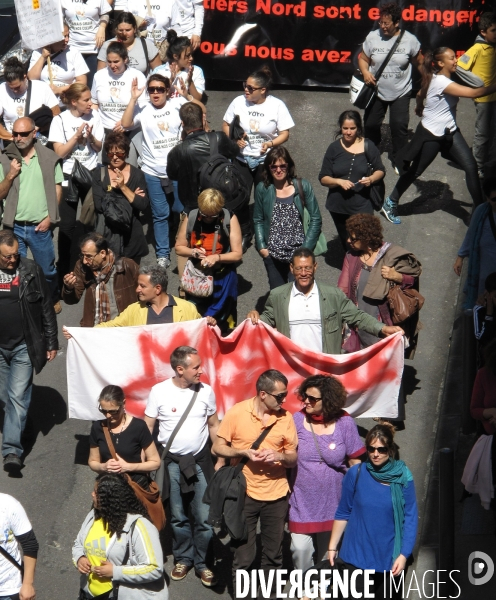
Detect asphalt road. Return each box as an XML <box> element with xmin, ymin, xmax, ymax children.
<box><xmin>0</xmin><ymin>88</ymin><xmax>476</xmax><ymax>599</ymax></box>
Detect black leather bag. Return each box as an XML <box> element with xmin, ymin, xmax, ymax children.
<box><xmin>101</xmin><ymin>191</ymin><xmax>133</xmax><ymax>233</ymax></box>
<box><xmin>66</xmin><ymin>161</ymin><xmax>94</xmax><ymax>204</ymax></box>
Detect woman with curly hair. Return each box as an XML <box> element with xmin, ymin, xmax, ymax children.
<box><xmin>288</xmin><ymin>375</ymin><xmax>365</xmax><ymax>572</ymax></box>
<box><xmin>73</xmin><ymin>473</ymin><xmax>168</xmax><ymax>599</ymax></box>
<box><xmin>338</xmin><ymin>213</ymin><xmax>422</xmax><ymax>358</ymax></box>
<box><xmin>253</xmin><ymin>147</ymin><xmax>323</xmax><ymax>289</ymax></box>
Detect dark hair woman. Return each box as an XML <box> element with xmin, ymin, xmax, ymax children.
<box><xmin>92</xmin><ymin>131</ymin><xmax>149</xmax><ymax>261</ymax></box>
<box><xmin>253</xmin><ymin>147</ymin><xmax>323</xmax><ymax>289</ymax></box>
<box><xmin>337</xmin><ymin>213</ymin><xmax>422</xmax><ymax>359</ymax></box>
<box><xmin>319</xmin><ymin>110</ymin><xmax>385</xmax><ymax>249</ymax></box>
<box><xmin>151</xmin><ymin>29</ymin><xmax>205</xmax><ymax>101</ymax></box>
<box><xmin>222</xmin><ymin>65</ymin><xmax>295</xmax><ymax>249</ymax></box>
<box><xmin>328</xmin><ymin>423</ymin><xmax>418</xmax><ymax>599</ymax></box>
<box><xmin>358</xmin><ymin>2</ymin><xmax>421</xmax><ymax>170</ymax></box>
<box><xmin>289</xmin><ymin>375</ymin><xmax>365</xmax><ymax>573</ymax></box>
<box><xmin>97</xmin><ymin>12</ymin><xmax>161</xmax><ymax>75</ymax></box>
<box><xmin>382</xmin><ymin>47</ymin><xmax>496</xmax><ymax>224</ymax></box>
<box><xmin>73</xmin><ymin>473</ymin><xmax>168</xmax><ymax>599</ymax></box>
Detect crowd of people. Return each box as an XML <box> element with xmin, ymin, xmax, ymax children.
<box><xmin>1</xmin><ymin>2</ymin><xmax>496</xmax><ymax>600</ymax></box>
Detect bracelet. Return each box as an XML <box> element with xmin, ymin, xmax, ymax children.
<box><xmin>329</xmin><ymin>549</ymin><xmax>338</xmax><ymax>552</ymax></box>
<box><xmin>217</xmin><ymin>254</ymin><xmax>221</xmax><ymax>262</ymax></box>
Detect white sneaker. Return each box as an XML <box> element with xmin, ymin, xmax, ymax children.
<box><xmin>157</xmin><ymin>257</ymin><xmax>171</xmax><ymax>269</ymax></box>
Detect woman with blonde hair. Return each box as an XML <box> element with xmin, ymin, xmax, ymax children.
<box><xmin>175</xmin><ymin>189</ymin><xmax>242</xmax><ymax>335</ymax></box>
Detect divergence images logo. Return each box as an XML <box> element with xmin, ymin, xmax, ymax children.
<box><xmin>468</xmin><ymin>551</ymin><xmax>494</xmax><ymax>586</ymax></box>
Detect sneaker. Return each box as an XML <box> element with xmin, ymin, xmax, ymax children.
<box><xmin>3</xmin><ymin>454</ymin><xmax>23</xmax><ymax>472</ymax></box>
<box><xmin>53</xmin><ymin>301</ymin><xmax>62</xmax><ymax>314</ymax></box>
<box><xmin>157</xmin><ymin>257</ymin><xmax>171</xmax><ymax>269</ymax></box>
<box><xmin>171</xmin><ymin>563</ymin><xmax>191</xmax><ymax>581</ymax></box>
<box><xmin>393</xmin><ymin>164</ymin><xmax>400</xmax><ymax>176</ymax></box>
<box><xmin>381</xmin><ymin>196</ymin><xmax>401</xmax><ymax>225</ymax></box>
<box><xmin>196</xmin><ymin>568</ymin><xmax>218</xmax><ymax>587</ymax></box>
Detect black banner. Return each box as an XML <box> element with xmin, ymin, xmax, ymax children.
<box><xmin>196</xmin><ymin>0</ymin><xmax>487</xmax><ymax>86</ymax></box>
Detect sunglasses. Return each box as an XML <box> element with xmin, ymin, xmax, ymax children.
<box><xmin>12</xmin><ymin>129</ymin><xmax>34</xmax><ymax>138</ymax></box>
<box><xmin>109</xmin><ymin>151</ymin><xmax>126</xmax><ymax>159</ymax></box>
<box><xmin>263</xmin><ymin>390</ymin><xmax>288</xmax><ymax>402</ymax></box>
<box><xmin>302</xmin><ymin>392</ymin><xmax>322</xmax><ymax>404</ymax></box>
<box><xmin>199</xmin><ymin>210</ymin><xmax>220</xmax><ymax>218</ymax></box>
<box><xmin>98</xmin><ymin>405</ymin><xmax>121</xmax><ymax>416</ymax></box>
<box><xmin>147</xmin><ymin>86</ymin><xmax>167</xmax><ymax>94</ymax></box>
<box><xmin>270</xmin><ymin>163</ymin><xmax>288</xmax><ymax>172</ymax></box>
<box><xmin>367</xmin><ymin>445</ymin><xmax>388</xmax><ymax>455</ymax></box>
<box><xmin>243</xmin><ymin>81</ymin><xmax>262</xmax><ymax>94</ymax></box>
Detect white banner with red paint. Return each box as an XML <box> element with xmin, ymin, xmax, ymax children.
<box><xmin>66</xmin><ymin>319</ymin><xmax>404</xmax><ymax>421</ymax></box>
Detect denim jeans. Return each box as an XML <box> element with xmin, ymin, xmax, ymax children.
<box><xmin>144</xmin><ymin>173</ymin><xmax>172</xmax><ymax>258</ymax></box>
<box><xmin>13</xmin><ymin>223</ymin><xmax>58</xmax><ymax>301</ymax></box>
<box><xmin>167</xmin><ymin>461</ymin><xmax>213</xmax><ymax>571</ymax></box>
<box><xmin>0</xmin><ymin>343</ymin><xmax>33</xmax><ymax>458</ymax></box>
<box><xmin>0</xmin><ymin>594</ymin><xmax>20</xmax><ymax>600</ymax></box>
<box><xmin>262</xmin><ymin>255</ymin><xmax>294</xmax><ymax>290</ymax></box>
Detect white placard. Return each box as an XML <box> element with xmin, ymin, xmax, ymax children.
<box><xmin>14</xmin><ymin>0</ymin><xmax>64</xmax><ymax>51</ymax></box>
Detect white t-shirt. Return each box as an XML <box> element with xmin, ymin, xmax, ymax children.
<box><xmin>171</xmin><ymin>0</ymin><xmax>204</xmax><ymax>37</ymax></box>
<box><xmin>0</xmin><ymin>494</ymin><xmax>32</xmax><ymax>596</ymax></box>
<box><xmin>288</xmin><ymin>282</ymin><xmax>323</xmax><ymax>353</ymax></box>
<box><xmin>422</xmin><ymin>74</ymin><xmax>458</xmax><ymax>136</ymax></box>
<box><xmin>128</xmin><ymin>0</ymin><xmax>172</xmax><ymax>43</ymax></box>
<box><xmin>29</xmin><ymin>47</ymin><xmax>89</xmax><ymax>106</ymax></box>
<box><xmin>0</xmin><ymin>80</ymin><xmax>58</xmax><ymax>133</ymax></box>
<box><xmin>61</xmin><ymin>0</ymin><xmax>111</xmax><ymax>55</ymax></box>
<box><xmin>48</xmin><ymin>110</ymin><xmax>104</xmax><ymax>173</ymax></box>
<box><xmin>91</xmin><ymin>67</ymin><xmax>147</xmax><ymax>129</ymax></box>
<box><xmin>152</xmin><ymin>63</ymin><xmax>205</xmax><ymax>96</ymax></box>
<box><xmin>133</xmin><ymin>97</ymin><xmax>182</xmax><ymax>177</ymax></box>
<box><xmin>223</xmin><ymin>94</ymin><xmax>295</xmax><ymax>158</ymax></box>
<box><xmin>145</xmin><ymin>379</ymin><xmax>216</xmax><ymax>455</ymax></box>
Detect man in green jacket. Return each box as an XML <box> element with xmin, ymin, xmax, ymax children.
<box><xmin>247</xmin><ymin>247</ymin><xmax>402</xmax><ymax>354</ymax></box>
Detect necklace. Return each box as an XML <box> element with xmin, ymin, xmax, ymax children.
<box><xmin>110</xmin><ymin>414</ymin><xmax>127</xmax><ymax>445</ymax></box>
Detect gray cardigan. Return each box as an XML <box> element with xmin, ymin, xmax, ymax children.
<box><xmin>72</xmin><ymin>511</ymin><xmax>168</xmax><ymax>600</ymax></box>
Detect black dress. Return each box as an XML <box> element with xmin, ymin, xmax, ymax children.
<box><xmin>92</xmin><ymin>165</ymin><xmax>149</xmax><ymax>261</ymax></box>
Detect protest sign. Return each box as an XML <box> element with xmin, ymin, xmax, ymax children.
<box><xmin>14</xmin><ymin>0</ymin><xmax>64</xmax><ymax>50</ymax></box>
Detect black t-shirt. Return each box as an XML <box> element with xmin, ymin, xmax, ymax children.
<box><xmin>89</xmin><ymin>417</ymin><xmax>154</xmax><ymax>467</ymax></box>
<box><xmin>318</xmin><ymin>139</ymin><xmax>385</xmax><ymax>215</ymax></box>
<box><xmin>0</xmin><ymin>268</ymin><xmax>24</xmax><ymax>350</ymax></box>
<box><xmin>146</xmin><ymin>295</ymin><xmax>176</xmax><ymax>325</ymax></box>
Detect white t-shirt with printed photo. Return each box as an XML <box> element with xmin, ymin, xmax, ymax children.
<box><xmin>0</xmin><ymin>494</ymin><xmax>32</xmax><ymax>596</ymax></box>
<box><xmin>152</xmin><ymin>63</ymin><xmax>205</xmax><ymax>97</ymax></box>
<box><xmin>48</xmin><ymin>110</ymin><xmax>104</xmax><ymax>174</ymax></box>
<box><xmin>127</xmin><ymin>0</ymin><xmax>172</xmax><ymax>44</ymax></box>
<box><xmin>145</xmin><ymin>379</ymin><xmax>216</xmax><ymax>455</ymax></box>
<box><xmin>0</xmin><ymin>80</ymin><xmax>58</xmax><ymax>133</ymax></box>
<box><xmin>223</xmin><ymin>94</ymin><xmax>295</xmax><ymax>158</ymax></box>
<box><xmin>171</xmin><ymin>0</ymin><xmax>204</xmax><ymax>37</ymax></box>
<box><xmin>133</xmin><ymin>96</ymin><xmax>182</xmax><ymax>177</ymax></box>
<box><xmin>91</xmin><ymin>67</ymin><xmax>147</xmax><ymax>129</ymax></box>
<box><xmin>29</xmin><ymin>47</ymin><xmax>89</xmax><ymax>106</ymax></box>
<box><xmin>61</xmin><ymin>0</ymin><xmax>111</xmax><ymax>54</ymax></box>
<box><xmin>422</xmin><ymin>74</ymin><xmax>458</xmax><ymax>137</ymax></box>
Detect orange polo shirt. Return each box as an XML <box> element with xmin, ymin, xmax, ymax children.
<box><xmin>217</xmin><ymin>397</ymin><xmax>298</xmax><ymax>501</ymax></box>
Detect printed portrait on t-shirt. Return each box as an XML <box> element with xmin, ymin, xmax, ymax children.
<box><xmin>109</xmin><ymin>87</ymin><xmax>121</xmax><ymax>101</ymax></box>
<box><xmin>249</xmin><ymin>118</ymin><xmax>260</xmax><ymax>132</ymax></box>
<box><xmin>16</xmin><ymin>106</ymin><xmax>24</xmax><ymax>117</ymax></box>
<box><xmin>157</xmin><ymin>121</ymin><xmax>169</xmax><ymax>134</ymax></box>
<box><xmin>75</xmin><ymin>8</ymin><xmax>85</xmax><ymax>18</ymax></box>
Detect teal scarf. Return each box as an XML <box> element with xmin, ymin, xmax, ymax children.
<box><xmin>366</xmin><ymin>458</ymin><xmax>413</xmax><ymax>562</ymax></box>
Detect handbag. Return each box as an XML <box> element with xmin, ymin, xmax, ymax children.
<box><xmin>364</xmin><ymin>139</ymin><xmax>386</xmax><ymax>211</ymax></box>
<box><xmin>350</xmin><ymin>29</ymin><xmax>405</xmax><ymax>110</ymax></box>
<box><xmin>387</xmin><ymin>283</ymin><xmax>425</xmax><ymax>324</ymax></box>
<box><xmin>180</xmin><ymin>227</ymin><xmax>221</xmax><ymax>297</ymax></box>
<box><xmin>295</xmin><ymin>178</ymin><xmax>327</xmax><ymax>256</ymax></box>
<box><xmin>102</xmin><ymin>423</ymin><xmax>166</xmax><ymax>531</ymax></box>
<box><xmin>152</xmin><ymin>386</ymin><xmax>199</xmax><ymax>495</ymax></box>
<box><xmin>0</xmin><ymin>544</ymin><xmax>23</xmax><ymax>575</ymax></box>
<box><xmin>25</xmin><ymin>80</ymin><xmax>54</xmax><ymax>133</ymax></box>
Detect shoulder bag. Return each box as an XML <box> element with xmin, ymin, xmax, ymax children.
<box><xmin>364</xmin><ymin>139</ymin><xmax>386</xmax><ymax>211</ymax></box>
<box><xmin>102</xmin><ymin>422</ymin><xmax>166</xmax><ymax>531</ymax></box>
<box><xmin>387</xmin><ymin>281</ymin><xmax>425</xmax><ymax>324</ymax></box>
<box><xmin>0</xmin><ymin>544</ymin><xmax>23</xmax><ymax>575</ymax></box>
<box><xmin>25</xmin><ymin>80</ymin><xmax>54</xmax><ymax>134</ymax></box>
<box><xmin>202</xmin><ymin>423</ymin><xmax>276</xmax><ymax>541</ymax></box>
<box><xmin>350</xmin><ymin>29</ymin><xmax>405</xmax><ymax>109</ymax></box>
<box><xmin>295</xmin><ymin>178</ymin><xmax>327</xmax><ymax>256</ymax></box>
<box><xmin>152</xmin><ymin>385</ymin><xmax>199</xmax><ymax>495</ymax></box>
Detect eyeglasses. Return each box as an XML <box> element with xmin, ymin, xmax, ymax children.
<box><xmin>0</xmin><ymin>252</ymin><xmax>20</xmax><ymax>260</ymax></box>
<box><xmin>270</xmin><ymin>163</ymin><xmax>288</xmax><ymax>172</ymax></box>
<box><xmin>80</xmin><ymin>252</ymin><xmax>98</xmax><ymax>261</ymax></box>
<box><xmin>302</xmin><ymin>392</ymin><xmax>322</xmax><ymax>404</ymax></box>
<box><xmin>292</xmin><ymin>266</ymin><xmax>314</xmax><ymax>273</ymax></box>
<box><xmin>12</xmin><ymin>130</ymin><xmax>34</xmax><ymax>138</ymax></box>
<box><xmin>109</xmin><ymin>151</ymin><xmax>126</xmax><ymax>159</ymax></box>
<box><xmin>98</xmin><ymin>405</ymin><xmax>122</xmax><ymax>416</ymax></box>
<box><xmin>262</xmin><ymin>390</ymin><xmax>288</xmax><ymax>402</ymax></box>
<box><xmin>378</xmin><ymin>20</ymin><xmax>394</xmax><ymax>26</ymax></box>
<box><xmin>147</xmin><ymin>86</ymin><xmax>167</xmax><ymax>94</ymax></box>
<box><xmin>243</xmin><ymin>81</ymin><xmax>262</xmax><ymax>94</ymax></box>
<box><xmin>367</xmin><ymin>445</ymin><xmax>388</xmax><ymax>455</ymax></box>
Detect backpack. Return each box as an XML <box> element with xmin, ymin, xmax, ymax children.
<box><xmin>197</xmin><ymin>132</ymin><xmax>248</xmax><ymax>211</ymax></box>
<box><xmin>186</xmin><ymin>208</ymin><xmax>231</xmax><ymax>246</ymax></box>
